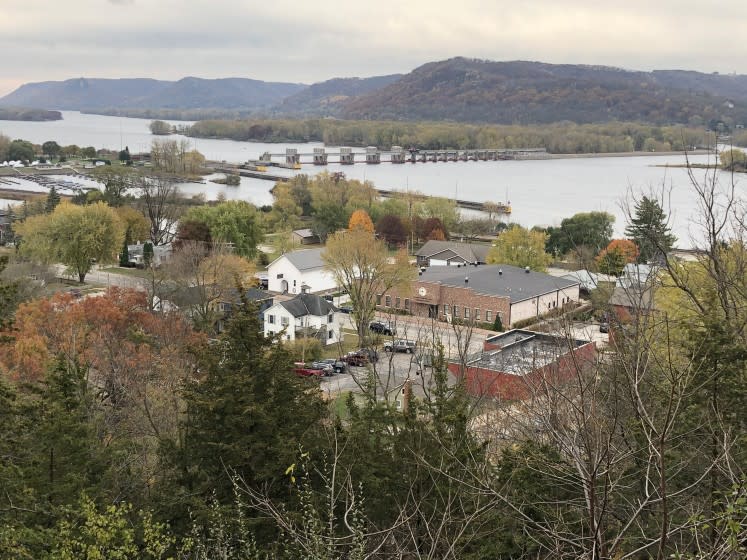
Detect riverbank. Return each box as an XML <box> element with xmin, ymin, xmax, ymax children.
<box><xmin>548</xmin><ymin>149</ymin><xmax>712</xmax><ymax>160</ymax></box>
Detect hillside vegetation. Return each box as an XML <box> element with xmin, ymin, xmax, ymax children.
<box><xmin>341</xmin><ymin>58</ymin><xmax>747</xmax><ymax>125</ymax></box>
<box><xmin>3</xmin><ymin>58</ymin><xmax>747</xmax><ymax>127</ymax></box>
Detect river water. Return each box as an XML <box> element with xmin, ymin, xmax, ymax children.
<box><xmin>2</xmin><ymin>111</ymin><xmax>743</xmax><ymax>246</ymax></box>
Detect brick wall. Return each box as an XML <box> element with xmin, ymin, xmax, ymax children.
<box><xmin>380</xmin><ymin>280</ymin><xmax>510</xmax><ymax>324</ymax></box>
<box><xmin>449</xmin><ymin>341</ymin><xmax>597</xmax><ymax>400</ymax></box>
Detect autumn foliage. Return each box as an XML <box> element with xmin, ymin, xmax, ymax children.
<box><xmin>596</xmin><ymin>239</ymin><xmax>639</xmax><ymax>275</ymax></box>
<box><xmin>348</xmin><ymin>209</ymin><xmax>375</xmax><ymax>233</ymax></box>
<box><xmin>0</xmin><ymin>288</ymin><xmax>205</xmax><ymax>384</ymax></box>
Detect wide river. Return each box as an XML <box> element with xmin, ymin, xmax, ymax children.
<box><xmin>2</xmin><ymin>111</ymin><xmax>743</xmax><ymax>246</ymax></box>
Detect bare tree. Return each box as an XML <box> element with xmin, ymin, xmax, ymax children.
<box><xmin>135</xmin><ymin>174</ymin><xmax>183</xmax><ymax>245</ymax></box>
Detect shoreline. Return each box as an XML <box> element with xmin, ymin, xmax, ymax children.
<box><xmin>546</xmin><ymin>149</ymin><xmax>712</xmax><ymax>160</ymax></box>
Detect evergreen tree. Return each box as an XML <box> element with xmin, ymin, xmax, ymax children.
<box><xmin>45</xmin><ymin>186</ymin><xmax>61</xmax><ymax>213</ymax></box>
<box><xmin>119</xmin><ymin>227</ymin><xmax>131</xmax><ymax>267</ymax></box>
<box><xmin>625</xmin><ymin>196</ymin><xmax>676</xmax><ymax>263</ymax></box>
<box><xmin>162</xmin><ymin>296</ymin><xmax>327</xmax><ymax>538</ymax></box>
<box><xmin>143</xmin><ymin>241</ymin><xmax>154</xmax><ymax>267</ymax></box>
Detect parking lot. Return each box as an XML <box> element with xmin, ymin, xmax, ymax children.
<box><xmin>322</xmin><ymin>315</ymin><xmax>608</xmax><ymax>400</ymax></box>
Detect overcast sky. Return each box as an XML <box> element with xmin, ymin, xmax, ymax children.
<box><xmin>2</xmin><ymin>0</ymin><xmax>747</xmax><ymax>96</ymax></box>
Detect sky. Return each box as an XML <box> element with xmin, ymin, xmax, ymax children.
<box><xmin>2</xmin><ymin>0</ymin><xmax>747</xmax><ymax>96</ymax></box>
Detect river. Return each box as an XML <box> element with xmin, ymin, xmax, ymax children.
<box><xmin>1</xmin><ymin>111</ymin><xmax>743</xmax><ymax>246</ymax></box>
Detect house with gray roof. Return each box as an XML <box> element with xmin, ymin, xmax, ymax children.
<box><xmin>292</xmin><ymin>228</ymin><xmax>321</xmax><ymax>245</ymax></box>
<box><xmin>267</xmin><ymin>247</ymin><xmax>337</xmax><ymax>294</ymax></box>
<box><xmin>379</xmin><ymin>263</ymin><xmax>580</xmax><ymax>327</ymax></box>
<box><xmin>415</xmin><ymin>240</ymin><xmax>491</xmax><ymax>267</ymax></box>
<box><xmin>263</xmin><ymin>293</ymin><xmax>342</xmax><ymax>345</ymax></box>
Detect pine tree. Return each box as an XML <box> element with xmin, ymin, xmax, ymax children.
<box><xmin>163</xmin><ymin>296</ymin><xmax>327</xmax><ymax>538</ymax></box>
<box><xmin>119</xmin><ymin>227</ymin><xmax>131</xmax><ymax>267</ymax></box>
<box><xmin>45</xmin><ymin>186</ymin><xmax>61</xmax><ymax>213</ymax></box>
<box><xmin>625</xmin><ymin>196</ymin><xmax>676</xmax><ymax>263</ymax></box>
<box><xmin>143</xmin><ymin>241</ymin><xmax>154</xmax><ymax>267</ymax></box>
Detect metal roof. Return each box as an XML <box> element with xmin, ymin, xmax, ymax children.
<box><xmin>419</xmin><ymin>264</ymin><xmax>579</xmax><ymax>303</ymax></box>
<box><xmin>271</xmin><ymin>247</ymin><xmax>326</xmax><ymax>271</ymax></box>
<box><xmin>416</xmin><ymin>240</ymin><xmax>490</xmax><ymax>263</ymax></box>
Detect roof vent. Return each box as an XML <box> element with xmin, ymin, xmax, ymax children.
<box><xmin>498</xmin><ymin>269</ymin><xmax>503</xmax><ymax>276</ymax></box>
<box><xmin>525</xmin><ymin>266</ymin><xmax>530</xmax><ymax>273</ymax></box>
<box><xmin>465</xmin><ymin>276</ymin><xmax>469</xmax><ymax>283</ymax></box>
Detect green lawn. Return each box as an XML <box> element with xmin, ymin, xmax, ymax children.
<box><xmin>321</xmin><ymin>331</ymin><xmax>360</xmax><ymax>359</ymax></box>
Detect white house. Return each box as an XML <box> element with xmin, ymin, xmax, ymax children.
<box><xmin>263</xmin><ymin>293</ymin><xmax>342</xmax><ymax>346</ymax></box>
<box><xmin>267</xmin><ymin>248</ymin><xmax>337</xmax><ymax>294</ymax></box>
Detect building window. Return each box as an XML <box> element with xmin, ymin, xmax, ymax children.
<box><xmin>281</xmin><ymin>316</ymin><xmax>289</xmax><ymax>326</ymax></box>
<box><xmin>287</xmin><ymin>335</ymin><xmax>291</xmax><ymax>340</ymax></box>
<box><xmin>548</xmin><ymin>302</ymin><xmax>551</xmax><ymax>309</ymax></box>
<box><xmin>276</xmin><ymin>273</ymin><xmax>283</xmax><ymax>279</ymax></box>
<box><xmin>464</xmin><ymin>307</ymin><xmax>470</xmax><ymax>319</ymax></box>
<box><xmin>328</xmin><ymin>313</ymin><xmax>333</xmax><ymax>323</ymax></box>
<box><xmin>377</xmin><ymin>294</ymin><xmax>382</xmax><ymax>305</ymax></box>
<box><xmin>404</xmin><ymin>298</ymin><xmax>410</xmax><ymax>311</ymax></box>
<box><xmin>453</xmin><ymin>306</ymin><xmax>460</xmax><ymax>318</ymax></box>
<box><xmin>485</xmin><ymin>311</ymin><xmax>492</xmax><ymax>322</ymax></box>
<box><xmin>395</xmin><ymin>297</ymin><xmax>401</xmax><ymax>308</ymax></box>
<box><xmin>267</xmin><ymin>314</ymin><xmax>275</xmax><ymax>324</ymax></box>
<box><xmin>475</xmin><ymin>309</ymin><xmax>481</xmax><ymax>321</ymax></box>
<box><xmin>444</xmin><ymin>304</ymin><xmax>450</xmax><ymax>315</ymax></box>
<box><xmin>328</xmin><ymin>330</ymin><xmax>333</xmax><ymax>339</ymax></box>
<box><xmin>293</xmin><ymin>280</ymin><xmax>297</xmax><ymax>287</ymax></box>
<box><xmin>385</xmin><ymin>295</ymin><xmax>391</xmax><ymax>307</ymax></box>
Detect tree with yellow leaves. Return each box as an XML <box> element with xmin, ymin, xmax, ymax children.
<box><xmin>487</xmin><ymin>225</ymin><xmax>552</xmax><ymax>272</ymax></box>
<box><xmin>348</xmin><ymin>209</ymin><xmax>374</xmax><ymax>233</ymax></box>
<box><xmin>15</xmin><ymin>201</ymin><xmax>124</xmax><ymax>282</ymax></box>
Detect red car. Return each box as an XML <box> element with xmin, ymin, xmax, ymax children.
<box><xmin>293</xmin><ymin>363</ymin><xmax>325</xmax><ymax>377</ymax></box>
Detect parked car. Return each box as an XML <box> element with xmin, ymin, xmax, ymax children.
<box><xmin>369</xmin><ymin>320</ymin><xmax>395</xmax><ymax>335</ymax></box>
<box><xmin>342</xmin><ymin>348</ymin><xmax>379</xmax><ymax>366</ymax></box>
<box><xmin>310</xmin><ymin>361</ymin><xmax>335</xmax><ymax>376</ymax></box>
<box><xmin>384</xmin><ymin>339</ymin><xmax>417</xmax><ymax>353</ymax></box>
<box><xmin>320</xmin><ymin>358</ymin><xmax>346</xmax><ymax>373</ymax></box>
<box><xmin>293</xmin><ymin>362</ymin><xmax>325</xmax><ymax>377</ymax></box>
<box><xmin>338</xmin><ymin>305</ymin><xmax>353</xmax><ymax>314</ymax></box>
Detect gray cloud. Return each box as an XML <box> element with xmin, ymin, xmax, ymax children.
<box><xmin>2</xmin><ymin>0</ymin><xmax>747</xmax><ymax>95</ymax></box>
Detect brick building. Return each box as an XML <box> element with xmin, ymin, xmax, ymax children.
<box><xmin>379</xmin><ymin>264</ymin><xmax>580</xmax><ymax>327</ymax></box>
<box><xmin>447</xmin><ymin>329</ymin><xmax>596</xmax><ymax>400</ymax></box>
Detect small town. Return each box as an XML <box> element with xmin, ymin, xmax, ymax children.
<box><xmin>0</xmin><ymin>2</ymin><xmax>746</xmax><ymax>558</ymax></box>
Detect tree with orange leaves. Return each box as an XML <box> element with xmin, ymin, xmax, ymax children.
<box><xmin>348</xmin><ymin>209</ymin><xmax>374</xmax><ymax>233</ymax></box>
<box><xmin>596</xmin><ymin>238</ymin><xmax>639</xmax><ymax>276</ymax></box>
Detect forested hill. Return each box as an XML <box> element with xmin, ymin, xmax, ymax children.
<box><xmin>272</xmin><ymin>74</ymin><xmax>403</xmax><ymax>116</ymax></box>
<box><xmin>340</xmin><ymin>58</ymin><xmax>747</xmax><ymax>125</ymax></box>
<box><xmin>4</xmin><ymin>59</ymin><xmax>747</xmax><ymax>125</ymax></box>
<box><xmin>0</xmin><ymin>77</ymin><xmax>306</xmax><ymax>111</ymax></box>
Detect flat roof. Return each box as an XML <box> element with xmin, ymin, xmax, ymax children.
<box><xmin>419</xmin><ymin>264</ymin><xmax>579</xmax><ymax>303</ymax></box>
<box><xmin>463</xmin><ymin>329</ymin><xmax>590</xmax><ymax>376</ymax></box>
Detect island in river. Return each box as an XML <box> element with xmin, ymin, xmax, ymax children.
<box><xmin>0</xmin><ymin>107</ymin><xmax>62</xmax><ymax>122</ymax></box>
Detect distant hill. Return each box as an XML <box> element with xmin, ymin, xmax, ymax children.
<box><xmin>0</xmin><ymin>77</ymin><xmax>306</xmax><ymax>112</ymax></box>
<box><xmin>273</xmin><ymin>74</ymin><xmax>403</xmax><ymax>116</ymax></box>
<box><xmin>4</xmin><ymin>60</ymin><xmax>747</xmax><ymax>126</ymax></box>
<box><xmin>339</xmin><ymin>58</ymin><xmax>747</xmax><ymax>125</ymax></box>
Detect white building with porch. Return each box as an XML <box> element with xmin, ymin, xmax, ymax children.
<box><xmin>267</xmin><ymin>248</ymin><xmax>337</xmax><ymax>294</ymax></box>
<box><xmin>263</xmin><ymin>293</ymin><xmax>342</xmax><ymax>345</ymax></box>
